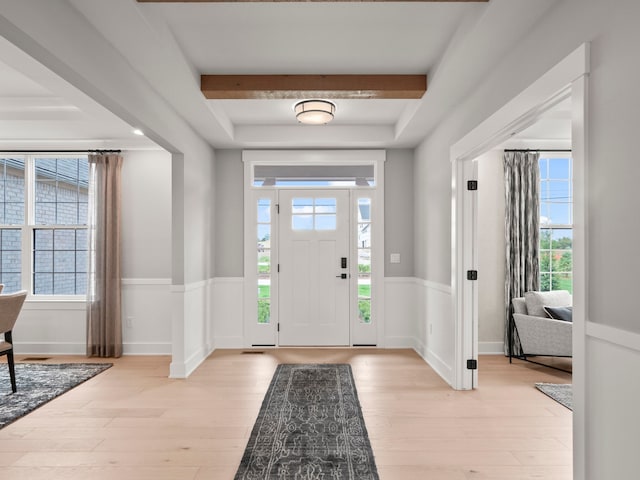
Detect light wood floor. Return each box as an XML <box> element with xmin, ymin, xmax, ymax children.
<box><xmin>0</xmin><ymin>349</ymin><xmax>572</xmax><ymax>479</ymax></box>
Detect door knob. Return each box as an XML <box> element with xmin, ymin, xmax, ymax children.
<box><xmin>336</xmin><ymin>273</ymin><xmax>348</xmax><ymax>279</ymax></box>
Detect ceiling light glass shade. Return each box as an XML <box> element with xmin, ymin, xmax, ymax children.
<box><xmin>294</xmin><ymin>100</ymin><xmax>336</xmax><ymax>125</ymax></box>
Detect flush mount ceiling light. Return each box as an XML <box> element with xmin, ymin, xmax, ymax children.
<box><xmin>294</xmin><ymin>100</ymin><xmax>336</xmax><ymax>125</ymax></box>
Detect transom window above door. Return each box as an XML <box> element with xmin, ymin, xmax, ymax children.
<box><xmin>252</xmin><ymin>164</ymin><xmax>375</xmax><ymax>187</ymax></box>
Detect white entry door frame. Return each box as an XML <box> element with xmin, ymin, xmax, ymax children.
<box><xmin>242</xmin><ymin>150</ymin><xmax>386</xmax><ymax>348</ymax></box>
<box><xmin>278</xmin><ymin>189</ymin><xmax>350</xmax><ymax>346</ymax></box>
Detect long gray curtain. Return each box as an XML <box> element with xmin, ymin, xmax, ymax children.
<box><xmin>86</xmin><ymin>154</ymin><xmax>123</xmax><ymax>358</ymax></box>
<box><xmin>504</xmin><ymin>151</ymin><xmax>540</xmax><ymax>356</ymax></box>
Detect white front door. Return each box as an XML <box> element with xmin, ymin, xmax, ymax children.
<box><xmin>278</xmin><ymin>189</ymin><xmax>350</xmax><ymax>346</ymax></box>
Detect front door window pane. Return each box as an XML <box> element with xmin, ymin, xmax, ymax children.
<box><xmin>291</xmin><ymin>197</ymin><xmax>337</xmax><ymax>231</ymax></box>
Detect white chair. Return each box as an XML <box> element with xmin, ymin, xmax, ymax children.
<box><xmin>510</xmin><ymin>290</ymin><xmax>572</xmax><ymax>370</ymax></box>
<box><xmin>0</xmin><ymin>289</ymin><xmax>28</xmax><ymax>393</ymax></box>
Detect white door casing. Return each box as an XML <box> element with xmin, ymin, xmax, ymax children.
<box><xmin>278</xmin><ymin>189</ymin><xmax>350</xmax><ymax>346</ymax></box>
<box><xmin>242</xmin><ymin>150</ymin><xmax>386</xmax><ymax>349</ymax></box>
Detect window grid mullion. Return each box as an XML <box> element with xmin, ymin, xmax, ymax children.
<box><xmin>22</xmin><ymin>156</ymin><xmax>34</xmax><ymax>293</ymax></box>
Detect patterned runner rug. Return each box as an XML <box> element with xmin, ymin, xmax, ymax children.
<box><xmin>0</xmin><ymin>363</ymin><xmax>112</xmax><ymax>428</ymax></box>
<box><xmin>235</xmin><ymin>363</ymin><xmax>379</xmax><ymax>480</ymax></box>
<box><xmin>535</xmin><ymin>382</ymin><xmax>572</xmax><ymax>410</ymax></box>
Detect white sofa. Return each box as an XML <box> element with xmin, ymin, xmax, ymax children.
<box><xmin>511</xmin><ymin>290</ymin><xmax>572</xmax><ymax>358</ymax></box>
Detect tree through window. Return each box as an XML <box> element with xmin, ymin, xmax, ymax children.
<box><xmin>539</xmin><ymin>155</ymin><xmax>572</xmax><ymax>293</ymax></box>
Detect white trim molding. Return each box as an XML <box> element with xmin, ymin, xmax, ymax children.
<box><xmin>586</xmin><ymin>321</ymin><xmax>640</xmax><ymax>354</ymax></box>
<box><xmin>242</xmin><ymin>150</ymin><xmax>386</xmax><ymax>349</ymax></box>
<box><xmin>14</xmin><ymin>277</ymin><xmax>173</xmax><ymax>356</ymax></box>
<box><xmin>212</xmin><ymin>277</ymin><xmax>244</xmax><ymax>349</ymax></box>
<box><xmin>121</xmin><ymin>278</ymin><xmax>171</xmax><ymax>286</ymax></box>
<box><xmin>414</xmin><ymin>278</ymin><xmax>455</xmax><ymax>387</ymax></box>
<box><xmin>170</xmin><ymin>278</ymin><xmax>214</xmax><ymax>378</ymax></box>
<box><xmin>478</xmin><ymin>342</ymin><xmax>504</xmax><ymax>355</ymax></box>
<box><xmin>14</xmin><ymin>342</ymin><xmax>85</xmax><ymax>355</ymax></box>
<box><xmin>384</xmin><ymin>277</ymin><xmax>417</xmax><ymax>348</ymax></box>
<box><xmin>121</xmin><ymin>277</ymin><xmax>172</xmax><ymax>355</ymax></box>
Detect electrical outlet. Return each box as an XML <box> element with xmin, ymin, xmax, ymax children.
<box><xmin>126</xmin><ymin>316</ymin><xmax>134</xmax><ymax>328</ymax></box>
<box><xmin>429</xmin><ymin>323</ymin><xmax>433</xmax><ymax>334</ymax></box>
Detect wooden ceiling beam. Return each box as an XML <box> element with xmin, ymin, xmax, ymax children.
<box><xmin>200</xmin><ymin>74</ymin><xmax>427</xmax><ymax>100</ymax></box>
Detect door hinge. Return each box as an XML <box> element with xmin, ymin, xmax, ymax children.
<box><xmin>277</xmin><ymin>264</ymin><xmax>280</xmax><ymax>273</ymax></box>
<box><xmin>467</xmin><ymin>180</ymin><xmax>478</xmax><ymax>191</ymax></box>
<box><xmin>276</xmin><ymin>203</ymin><xmax>280</xmax><ymax>214</ymax></box>
<box><xmin>277</xmin><ymin>323</ymin><xmax>280</xmax><ymax>332</ymax></box>
<box><xmin>467</xmin><ymin>270</ymin><xmax>478</xmax><ymax>281</ymax></box>
<box><xmin>467</xmin><ymin>359</ymin><xmax>478</xmax><ymax>370</ymax></box>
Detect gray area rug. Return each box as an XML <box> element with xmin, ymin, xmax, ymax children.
<box><xmin>0</xmin><ymin>363</ymin><xmax>112</xmax><ymax>428</ymax></box>
<box><xmin>535</xmin><ymin>382</ymin><xmax>572</xmax><ymax>410</ymax></box>
<box><xmin>235</xmin><ymin>363</ymin><xmax>379</xmax><ymax>480</ymax></box>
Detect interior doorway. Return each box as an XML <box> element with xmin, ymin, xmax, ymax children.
<box><xmin>450</xmin><ymin>44</ymin><xmax>589</xmax><ymax>392</ymax></box>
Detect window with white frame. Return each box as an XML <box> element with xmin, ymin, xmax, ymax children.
<box><xmin>0</xmin><ymin>155</ymin><xmax>88</xmax><ymax>296</ymax></box>
<box><xmin>539</xmin><ymin>155</ymin><xmax>572</xmax><ymax>293</ymax></box>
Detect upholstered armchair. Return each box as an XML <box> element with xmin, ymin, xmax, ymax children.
<box><xmin>0</xmin><ymin>289</ymin><xmax>28</xmax><ymax>393</ymax></box>
<box><xmin>510</xmin><ymin>290</ymin><xmax>573</xmax><ymax>365</ymax></box>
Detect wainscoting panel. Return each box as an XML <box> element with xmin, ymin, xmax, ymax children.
<box><xmin>415</xmin><ymin>279</ymin><xmax>455</xmax><ymax>386</ymax></box>
<box><xmin>180</xmin><ymin>280</ymin><xmax>213</xmax><ymax>378</ymax></box>
<box><xmin>14</xmin><ymin>279</ymin><xmax>173</xmax><ymax>356</ymax></box>
<box><xmin>121</xmin><ymin>278</ymin><xmax>172</xmax><ymax>355</ymax></box>
<box><xmin>585</xmin><ymin>323</ymin><xmax>640</xmax><ymax>478</ymax></box>
<box><xmin>383</xmin><ymin>278</ymin><xmax>417</xmax><ymax>347</ymax></box>
<box><xmin>15</xmin><ymin>301</ymin><xmax>86</xmax><ymax>355</ymax></box>
<box><xmin>212</xmin><ymin>277</ymin><xmax>244</xmax><ymax>348</ymax></box>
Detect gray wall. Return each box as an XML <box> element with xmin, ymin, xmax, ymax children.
<box><xmin>413</xmin><ymin>0</ymin><xmax>640</xmax><ymax>476</ymax></box>
<box><xmin>214</xmin><ymin>148</ymin><xmax>415</xmax><ymax>278</ymax></box>
<box><xmin>214</xmin><ymin>149</ymin><xmax>244</xmax><ymax>277</ymax></box>
<box><xmin>476</xmin><ymin>150</ymin><xmax>505</xmax><ymax>348</ymax></box>
<box><xmin>121</xmin><ymin>149</ymin><xmax>172</xmax><ymax>279</ymax></box>
<box><xmin>384</xmin><ymin>149</ymin><xmax>414</xmax><ymax>277</ymax></box>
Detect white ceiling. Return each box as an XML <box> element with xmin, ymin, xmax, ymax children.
<box><xmin>0</xmin><ymin>36</ymin><xmax>156</xmax><ymax>150</ymax></box>
<box><xmin>0</xmin><ymin>0</ymin><xmax>566</xmax><ymax>151</ymax></box>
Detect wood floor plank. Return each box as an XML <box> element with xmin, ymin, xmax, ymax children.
<box><xmin>0</xmin><ymin>350</ymin><xmax>572</xmax><ymax>479</ymax></box>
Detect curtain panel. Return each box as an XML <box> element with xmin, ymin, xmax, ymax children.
<box><xmin>86</xmin><ymin>154</ymin><xmax>123</xmax><ymax>358</ymax></box>
<box><xmin>503</xmin><ymin>151</ymin><xmax>540</xmax><ymax>356</ymax></box>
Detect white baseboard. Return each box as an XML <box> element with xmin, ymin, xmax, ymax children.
<box><xmin>170</xmin><ymin>345</ymin><xmax>213</xmax><ymax>379</ymax></box>
<box><xmin>214</xmin><ymin>336</ymin><xmax>244</xmax><ymax>349</ymax></box>
<box><xmin>478</xmin><ymin>341</ymin><xmax>504</xmax><ymax>355</ymax></box>
<box><xmin>385</xmin><ymin>336</ymin><xmax>415</xmax><ymax>348</ymax></box>
<box><xmin>15</xmin><ymin>341</ymin><xmax>173</xmax><ymax>356</ymax></box>
<box><xmin>425</xmin><ymin>348</ymin><xmax>454</xmax><ymax>387</ymax></box>
<box><xmin>122</xmin><ymin>342</ymin><xmax>172</xmax><ymax>355</ymax></box>
<box><xmin>14</xmin><ymin>342</ymin><xmax>85</xmax><ymax>355</ymax></box>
